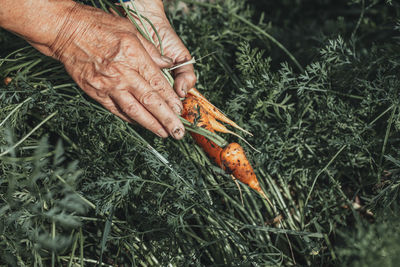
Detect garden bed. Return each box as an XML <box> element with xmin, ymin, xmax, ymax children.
<box><xmin>1</xmin><ymin>0</ymin><xmax>400</xmax><ymax>266</ymax></box>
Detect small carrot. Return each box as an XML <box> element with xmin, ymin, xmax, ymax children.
<box><xmin>4</xmin><ymin>77</ymin><xmax>12</xmax><ymax>86</ymax></box>
<box><xmin>183</xmin><ymin>92</ymin><xmax>270</xmax><ymax>203</ymax></box>
<box><xmin>220</xmin><ymin>143</ymin><xmax>271</xmax><ymax>204</ymax></box>
<box><xmin>220</xmin><ymin>142</ymin><xmax>262</xmax><ymax>193</ymax></box>
<box><xmin>182</xmin><ymin>96</ymin><xmax>223</xmax><ymax>167</ymax></box>
<box><xmin>188</xmin><ymin>88</ymin><xmax>253</xmax><ymax>136</ymax></box>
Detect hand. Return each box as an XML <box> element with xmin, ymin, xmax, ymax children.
<box><xmin>124</xmin><ymin>0</ymin><xmax>197</xmax><ymax>97</ymax></box>
<box><xmin>1</xmin><ymin>0</ymin><xmax>186</xmax><ymax>139</ymax></box>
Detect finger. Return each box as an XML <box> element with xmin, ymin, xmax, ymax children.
<box><xmin>132</xmin><ymin>45</ymin><xmax>183</xmax><ymax>114</ymax></box>
<box><xmin>158</xmin><ymin>30</ymin><xmax>197</xmax><ymax>97</ymax></box>
<box><xmin>137</xmin><ymin>34</ymin><xmax>173</xmax><ymax>69</ymax></box>
<box><xmin>125</xmin><ymin>73</ymin><xmax>185</xmax><ymax>139</ymax></box>
<box><xmin>140</xmin><ymin>66</ymin><xmax>183</xmax><ymax>115</ymax></box>
<box><xmin>173</xmin><ymin>61</ymin><xmax>197</xmax><ymax>98</ymax></box>
<box><xmin>75</xmin><ymin>83</ymin><xmax>137</xmax><ymax>126</ymax></box>
<box><xmin>103</xmin><ymin>101</ymin><xmax>135</xmax><ymax>124</ymax></box>
<box><xmin>101</xmin><ymin>97</ymin><xmax>143</xmax><ymax>126</ymax></box>
<box><xmin>109</xmin><ymin>90</ymin><xmax>169</xmax><ymax>138</ymax></box>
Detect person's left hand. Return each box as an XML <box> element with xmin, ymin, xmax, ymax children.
<box><xmin>123</xmin><ymin>0</ymin><xmax>197</xmax><ymax>97</ymax></box>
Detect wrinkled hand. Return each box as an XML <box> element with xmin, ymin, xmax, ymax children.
<box><xmin>125</xmin><ymin>0</ymin><xmax>197</xmax><ymax>97</ymax></box>
<box><xmin>31</xmin><ymin>2</ymin><xmax>187</xmax><ymax>139</ymax></box>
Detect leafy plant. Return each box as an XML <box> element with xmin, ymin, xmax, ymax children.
<box><xmin>1</xmin><ymin>0</ymin><xmax>399</xmax><ymax>265</ymax></box>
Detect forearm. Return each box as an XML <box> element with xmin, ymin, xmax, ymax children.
<box><xmin>0</xmin><ymin>0</ymin><xmax>75</xmax><ymax>47</ymax></box>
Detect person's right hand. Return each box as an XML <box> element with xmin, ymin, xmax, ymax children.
<box><xmin>1</xmin><ymin>0</ymin><xmax>186</xmax><ymax>139</ymax></box>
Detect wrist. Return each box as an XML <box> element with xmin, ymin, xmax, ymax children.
<box><xmin>0</xmin><ymin>0</ymin><xmax>77</xmax><ymax>49</ymax></box>
<box><xmin>48</xmin><ymin>2</ymin><xmax>91</xmax><ymax>60</ymax></box>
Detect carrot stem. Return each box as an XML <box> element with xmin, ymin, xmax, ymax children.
<box><xmin>129</xmin><ymin>1</ymin><xmax>154</xmax><ymax>45</ymax></box>
<box><xmin>180</xmin><ymin>117</ymin><xmax>228</xmax><ymax>148</ymax></box>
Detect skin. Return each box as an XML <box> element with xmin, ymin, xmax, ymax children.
<box><xmin>124</xmin><ymin>0</ymin><xmax>196</xmax><ymax>98</ymax></box>
<box><xmin>0</xmin><ymin>0</ymin><xmax>196</xmax><ymax>139</ymax></box>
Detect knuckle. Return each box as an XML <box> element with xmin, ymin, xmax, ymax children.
<box><xmin>140</xmin><ymin>90</ymin><xmax>159</xmax><ymax>106</ymax></box>
<box><xmin>96</xmin><ymin>90</ymin><xmax>109</xmax><ymax>98</ymax></box>
<box><xmin>146</xmin><ymin>43</ymin><xmax>158</xmax><ymax>55</ymax></box>
<box><xmin>166</xmin><ymin>94</ymin><xmax>180</xmax><ymax>104</ymax></box>
<box><xmin>124</xmin><ymin>102</ymin><xmax>139</xmax><ymax>115</ymax></box>
<box><xmin>105</xmin><ymin>61</ymin><xmax>123</xmax><ymax>76</ymax></box>
<box><xmin>120</xmin><ymin>33</ymin><xmax>137</xmax><ymax>45</ymax></box>
<box><xmin>149</xmin><ymin>76</ymin><xmax>167</xmax><ymax>91</ymax></box>
<box><xmin>120</xmin><ymin>37</ymin><xmax>141</xmax><ymax>58</ymax></box>
<box><xmin>99</xmin><ymin>98</ymin><xmax>114</xmax><ymax>109</ymax></box>
<box><xmin>86</xmin><ymin>78</ymin><xmax>109</xmax><ymax>97</ymax></box>
<box><xmin>187</xmin><ymin>73</ymin><xmax>197</xmax><ymax>85</ymax></box>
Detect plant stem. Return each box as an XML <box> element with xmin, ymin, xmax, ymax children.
<box><xmin>51</xmin><ymin>221</ymin><xmax>56</xmax><ymax>267</ymax></box>
<box><xmin>55</xmin><ymin>174</ymin><xmax>96</xmax><ymax>210</ymax></box>
<box><xmin>119</xmin><ymin>1</ymin><xmax>149</xmax><ymax>42</ymax></box>
<box><xmin>378</xmin><ymin>105</ymin><xmax>396</xmax><ymax>182</ymax></box>
<box><xmin>304</xmin><ymin>145</ymin><xmax>347</xmax><ymax>210</ymax></box>
<box><xmin>180</xmin><ymin>117</ymin><xmax>228</xmax><ymax>148</ymax></box>
<box><xmin>130</xmin><ymin>1</ymin><xmax>154</xmax><ymax>45</ymax></box>
<box><xmin>0</xmin><ymin>111</ymin><xmax>58</xmax><ymax>157</ymax></box>
<box><xmin>0</xmin><ymin>97</ymin><xmax>31</xmax><ymax>127</ymax></box>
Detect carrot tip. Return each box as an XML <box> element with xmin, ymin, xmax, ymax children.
<box><xmin>259</xmin><ymin>189</ymin><xmax>273</xmax><ymax>208</ymax></box>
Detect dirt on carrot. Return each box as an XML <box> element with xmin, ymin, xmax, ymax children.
<box><xmin>183</xmin><ymin>91</ymin><xmax>267</xmax><ymax>200</ymax></box>
<box><xmin>220</xmin><ymin>142</ymin><xmax>262</xmax><ymax>193</ymax></box>
<box><xmin>182</xmin><ymin>95</ymin><xmax>224</xmax><ymax>168</ymax></box>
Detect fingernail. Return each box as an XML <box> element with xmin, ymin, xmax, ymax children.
<box><xmin>172</xmin><ymin>126</ymin><xmax>185</xmax><ymax>139</ymax></box>
<box><xmin>161</xmin><ymin>56</ymin><xmax>173</xmax><ymax>65</ymax></box>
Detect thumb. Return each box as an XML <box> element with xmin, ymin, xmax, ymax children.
<box><xmin>137</xmin><ymin>35</ymin><xmax>173</xmax><ymax>68</ymax></box>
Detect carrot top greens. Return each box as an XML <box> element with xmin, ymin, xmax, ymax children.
<box><xmin>1</xmin><ymin>0</ymin><xmax>400</xmax><ymax>266</ymax></box>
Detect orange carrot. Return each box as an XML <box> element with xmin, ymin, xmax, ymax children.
<box><xmin>188</xmin><ymin>88</ymin><xmax>252</xmax><ymax>136</ymax></box>
<box><xmin>183</xmin><ymin>93</ymin><xmax>269</xmax><ymax>203</ymax></box>
<box><xmin>220</xmin><ymin>143</ymin><xmax>262</xmax><ymax>193</ymax></box>
<box><xmin>221</xmin><ymin>143</ymin><xmax>271</xmax><ymax>204</ymax></box>
<box><xmin>182</xmin><ymin>96</ymin><xmax>223</xmax><ymax>167</ymax></box>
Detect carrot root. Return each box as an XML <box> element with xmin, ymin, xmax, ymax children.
<box><xmin>183</xmin><ymin>91</ymin><xmax>269</xmax><ymax>204</ymax></box>
<box><xmin>221</xmin><ymin>143</ymin><xmax>259</xmax><ymax>190</ymax></box>
<box><xmin>188</xmin><ymin>88</ymin><xmax>253</xmax><ymax>136</ymax></box>
<box><xmin>182</xmin><ymin>96</ymin><xmax>224</xmax><ymax>168</ymax></box>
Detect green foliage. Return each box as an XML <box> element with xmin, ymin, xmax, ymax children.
<box><xmin>1</xmin><ymin>0</ymin><xmax>400</xmax><ymax>266</ymax></box>
<box><xmin>336</xmin><ymin>213</ymin><xmax>400</xmax><ymax>267</ymax></box>
<box><xmin>0</xmin><ymin>137</ymin><xmax>87</xmax><ymax>265</ymax></box>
